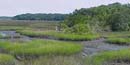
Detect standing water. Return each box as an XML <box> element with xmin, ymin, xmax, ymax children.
<box><xmin>0</xmin><ymin>31</ymin><xmax>30</xmax><ymax>41</ymax></box>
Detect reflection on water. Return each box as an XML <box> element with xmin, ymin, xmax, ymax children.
<box><xmin>0</xmin><ymin>32</ymin><xmax>6</xmax><ymax>37</ymax></box>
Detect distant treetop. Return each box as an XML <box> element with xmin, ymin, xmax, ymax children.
<box><xmin>13</xmin><ymin>13</ymin><xmax>68</xmax><ymax>21</ymax></box>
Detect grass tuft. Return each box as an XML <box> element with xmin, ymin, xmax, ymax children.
<box><xmin>86</xmin><ymin>49</ymin><xmax>130</xmax><ymax>65</ymax></box>
<box><xmin>17</xmin><ymin>30</ymin><xmax>100</xmax><ymax>41</ymax></box>
<box><xmin>106</xmin><ymin>38</ymin><xmax>130</xmax><ymax>45</ymax></box>
<box><xmin>101</xmin><ymin>32</ymin><xmax>130</xmax><ymax>38</ymax></box>
<box><xmin>0</xmin><ymin>39</ymin><xmax>82</xmax><ymax>57</ymax></box>
<box><xmin>0</xmin><ymin>54</ymin><xmax>15</xmax><ymax>65</ymax></box>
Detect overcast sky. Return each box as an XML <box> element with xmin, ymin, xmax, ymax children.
<box><xmin>0</xmin><ymin>0</ymin><xmax>129</xmax><ymax>16</ymax></box>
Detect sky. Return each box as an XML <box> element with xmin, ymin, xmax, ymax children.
<box><xmin>0</xmin><ymin>0</ymin><xmax>129</xmax><ymax>16</ymax></box>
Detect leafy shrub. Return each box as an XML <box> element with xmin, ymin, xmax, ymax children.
<box><xmin>65</xmin><ymin>24</ymin><xmax>91</xmax><ymax>34</ymax></box>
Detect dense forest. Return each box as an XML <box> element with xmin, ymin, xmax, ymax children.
<box><xmin>13</xmin><ymin>13</ymin><xmax>67</xmax><ymax>21</ymax></box>
<box><xmin>62</xmin><ymin>3</ymin><xmax>130</xmax><ymax>34</ymax></box>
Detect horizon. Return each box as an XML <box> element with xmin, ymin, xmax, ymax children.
<box><xmin>0</xmin><ymin>0</ymin><xmax>129</xmax><ymax>16</ymax></box>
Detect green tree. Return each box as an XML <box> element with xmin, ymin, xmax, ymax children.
<box><xmin>109</xmin><ymin>12</ymin><xmax>130</xmax><ymax>31</ymax></box>
<box><xmin>63</xmin><ymin>2</ymin><xmax>130</xmax><ymax>33</ymax></box>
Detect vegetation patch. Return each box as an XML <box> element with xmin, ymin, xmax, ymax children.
<box><xmin>63</xmin><ymin>3</ymin><xmax>130</xmax><ymax>32</ymax></box>
<box><xmin>0</xmin><ymin>34</ymin><xmax>3</xmax><ymax>38</ymax></box>
<box><xmin>17</xmin><ymin>55</ymin><xmax>82</xmax><ymax>65</ymax></box>
<box><xmin>86</xmin><ymin>49</ymin><xmax>130</xmax><ymax>65</ymax></box>
<box><xmin>0</xmin><ymin>26</ymin><xmax>25</xmax><ymax>31</ymax></box>
<box><xmin>0</xmin><ymin>54</ymin><xmax>15</xmax><ymax>65</ymax></box>
<box><xmin>106</xmin><ymin>38</ymin><xmax>130</xmax><ymax>45</ymax></box>
<box><xmin>0</xmin><ymin>20</ymin><xmax>58</xmax><ymax>31</ymax></box>
<box><xmin>17</xmin><ymin>30</ymin><xmax>100</xmax><ymax>41</ymax></box>
<box><xmin>0</xmin><ymin>39</ymin><xmax>82</xmax><ymax>57</ymax></box>
<box><xmin>101</xmin><ymin>32</ymin><xmax>130</xmax><ymax>38</ymax></box>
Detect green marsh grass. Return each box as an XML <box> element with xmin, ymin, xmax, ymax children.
<box><xmin>0</xmin><ymin>26</ymin><xmax>25</xmax><ymax>31</ymax></box>
<box><xmin>0</xmin><ymin>39</ymin><xmax>82</xmax><ymax>57</ymax></box>
<box><xmin>106</xmin><ymin>38</ymin><xmax>130</xmax><ymax>45</ymax></box>
<box><xmin>16</xmin><ymin>55</ymin><xmax>83</xmax><ymax>65</ymax></box>
<box><xmin>0</xmin><ymin>20</ymin><xmax>58</xmax><ymax>30</ymax></box>
<box><xmin>17</xmin><ymin>30</ymin><xmax>100</xmax><ymax>41</ymax></box>
<box><xmin>101</xmin><ymin>31</ymin><xmax>130</xmax><ymax>38</ymax></box>
<box><xmin>0</xmin><ymin>34</ymin><xmax>3</xmax><ymax>38</ymax></box>
<box><xmin>86</xmin><ymin>49</ymin><xmax>130</xmax><ymax>65</ymax></box>
<box><xmin>0</xmin><ymin>54</ymin><xmax>15</xmax><ymax>65</ymax></box>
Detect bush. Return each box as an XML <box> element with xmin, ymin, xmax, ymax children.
<box><xmin>65</xmin><ymin>24</ymin><xmax>91</xmax><ymax>34</ymax></box>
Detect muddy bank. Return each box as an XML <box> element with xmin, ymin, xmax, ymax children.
<box><xmin>82</xmin><ymin>38</ymin><xmax>130</xmax><ymax>56</ymax></box>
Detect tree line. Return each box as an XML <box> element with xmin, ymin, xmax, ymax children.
<box><xmin>13</xmin><ymin>13</ymin><xmax>67</xmax><ymax>21</ymax></box>
<box><xmin>62</xmin><ymin>3</ymin><xmax>130</xmax><ymax>34</ymax></box>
